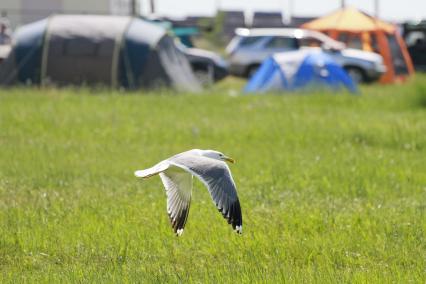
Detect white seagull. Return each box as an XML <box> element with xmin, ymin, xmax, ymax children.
<box><xmin>134</xmin><ymin>149</ymin><xmax>242</xmax><ymax>236</ymax></box>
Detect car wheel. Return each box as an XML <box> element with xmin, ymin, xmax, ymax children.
<box><xmin>345</xmin><ymin>67</ymin><xmax>365</xmax><ymax>83</ymax></box>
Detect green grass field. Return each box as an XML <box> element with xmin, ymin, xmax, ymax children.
<box><xmin>1</xmin><ymin>77</ymin><xmax>425</xmax><ymax>283</ymax></box>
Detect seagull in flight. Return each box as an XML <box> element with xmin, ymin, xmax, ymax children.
<box><xmin>134</xmin><ymin>149</ymin><xmax>242</xmax><ymax>236</ymax></box>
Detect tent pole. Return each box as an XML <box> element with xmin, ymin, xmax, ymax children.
<box><xmin>130</xmin><ymin>0</ymin><xmax>138</xmax><ymax>16</ymax></box>
<box><xmin>40</xmin><ymin>15</ymin><xmax>54</xmax><ymax>86</ymax></box>
<box><xmin>374</xmin><ymin>0</ymin><xmax>379</xmax><ymax>18</ymax></box>
<box><xmin>288</xmin><ymin>0</ymin><xmax>293</xmax><ymax>24</ymax></box>
<box><xmin>150</xmin><ymin>0</ymin><xmax>155</xmax><ymax>14</ymax></box>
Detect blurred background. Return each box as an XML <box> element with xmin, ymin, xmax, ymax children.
<box><xmin>0</xmin><ymin>0</ymin><xmax>425</xmax><ymax>91</ymax></box>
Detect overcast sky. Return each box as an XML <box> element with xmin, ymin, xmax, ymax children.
<box><xmin>140</xmin><ymin>0</ymin><xmax>426</xmax><ymax>22</ymax></box>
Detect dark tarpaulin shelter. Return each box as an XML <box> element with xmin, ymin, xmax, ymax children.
<box><xmin>0</xmin><ymin>15</ymin><xmax>200</xmax><ymax>91</ymax></box>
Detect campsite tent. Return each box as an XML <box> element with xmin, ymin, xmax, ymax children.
<box><xmin>0</xmin><ymin>15</ymin><xmax>200</xmax><ymax>91</ymax></box>
<box><xmin>245</xmin><ymin>49</ymin><xmax>356</xmax><ymax>93</ymax></box>
<box><xmin>302</xmin><ymin>7</ymin><xmax>414</xmax><ymax>84</ymax></box>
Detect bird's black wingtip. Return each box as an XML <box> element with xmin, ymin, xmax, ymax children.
<box><xmin>218</xmin><ymin>199</ymin><xmax>242</xmax><ymax>234</ymax></box>
<box><xmin>168</xmin><ymin>204</ymin><xmax>190</xmax><ymax>237</ymax></box>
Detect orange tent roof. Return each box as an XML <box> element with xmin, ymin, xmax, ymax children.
<box><xmin>302</xmin><ymin>7</ymin><xmax>395</xmax><ymax>33</ymax></box>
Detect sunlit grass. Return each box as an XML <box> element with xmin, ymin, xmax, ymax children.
<box><xmin>0</xmin><ymin>76</ymin><xmax>425</xmax><ymax>282</ymax></box>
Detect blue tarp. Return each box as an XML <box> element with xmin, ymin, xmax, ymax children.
<box><xmin>245</xmin><ymin>50</ymin><xmax>357</xmax><ymax>93</ymax></box>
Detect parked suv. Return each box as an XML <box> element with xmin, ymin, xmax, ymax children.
<box><xmin>226</xmin><ymin>28</ymin><xmax>386</xmax><ymax>83</ymax></box>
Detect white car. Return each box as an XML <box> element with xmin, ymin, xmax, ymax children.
<box><xmin>226</xmin><ymin>28</ymin><xmax>386</xmax><ymax>83</ymax></box>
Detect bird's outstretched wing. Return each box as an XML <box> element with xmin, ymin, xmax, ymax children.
<box><xmin>135</xmin><ymin>162</ymin><xmax>192</xmax><ymax>236</ymax></box>
<box><xmin>134</xmin><ymin>162</ymin><xmax>170</xmax><ymax>178</ymax></box>
<box><xmin>169</xmin><ymin>155</ymin><xmax>242</xmax><ymax>234</ymax></box>
<box><xmin>159</xmin><ymin>166</ymin><xmax>193</xmax><ymax>236</ymax></box>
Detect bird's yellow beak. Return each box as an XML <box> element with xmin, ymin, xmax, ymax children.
<box><xmin>224</xmin><ymin>156</ymin><xmax>235</xmax><ymax>164</ymax></box>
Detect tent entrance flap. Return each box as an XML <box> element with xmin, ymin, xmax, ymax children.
<box><xmin>156</xmin><ymin>37</ymin><xmax>201</xmax><ymax>91</ymax></box>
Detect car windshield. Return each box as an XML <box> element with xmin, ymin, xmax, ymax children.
<box><xmin>238</xmin><ymin>36</ymin><xmax>264</xmax><ymax>47</ymax></box>
<box><xmin>265</xmin><ymin>36</ymin><xmax>297</xmax><ymax>48</ymax></box>
<box><xmin>298</xmin><ymin>36</ymin><xmax>322</xmax><ymax>48</ymax></box>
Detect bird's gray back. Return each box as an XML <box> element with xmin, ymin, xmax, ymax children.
<box><xmin>168</xmin><ymin>153</ymin><xmax>238</xmax><ymax>201</ymax></box>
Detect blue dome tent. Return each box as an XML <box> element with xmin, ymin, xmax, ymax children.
<box><xmin>245</xmin><ymin>49</ymin><xmax>357</xmax><ymax>93</ymax></box>
<box><xmin>0</xmin><ymin>15</ymin><xmax>200</xmax><ymax>91</ymax></box>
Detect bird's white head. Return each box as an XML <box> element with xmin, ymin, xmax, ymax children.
<box><xmin>200</xmin><ymin>150</ymin><xmax>235</xmax><ymax>164</ymax></box>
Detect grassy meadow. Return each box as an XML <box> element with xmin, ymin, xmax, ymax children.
<box><xmin>0</xmin><ymin>77</ymin><xmax>425</xmax><ymax>282</ymax></box>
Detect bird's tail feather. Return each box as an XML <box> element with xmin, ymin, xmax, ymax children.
<box><xmin>134</xmin><ymin>162</ymin><xmax>170</xmax><ymax>179</ymax></box>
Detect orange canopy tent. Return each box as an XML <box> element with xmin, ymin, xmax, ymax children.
<box><xmin>302</xmin><ymin>7</ymin><xmax>414</xmax><ymax>83</ymax></box>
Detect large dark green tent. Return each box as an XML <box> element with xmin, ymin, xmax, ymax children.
<box><xmin>0</xmin><ymin>15</ymin><xmax>200</xmax><ymax>91</ymax></box>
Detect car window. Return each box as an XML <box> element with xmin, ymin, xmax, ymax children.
<box><xmin>265</xmin><ymin>37</ymin><xmax>295</xmax><ymax>49</ymax></box>
<box><xmin>239</xmin><ymin>36</ymin><xmax>264</xmax><ymax>47</ymax></box>
<box><xmin>299</xmin><ymin>36</ymin><xmax>322</xmax><ymax>47</ymax></box>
